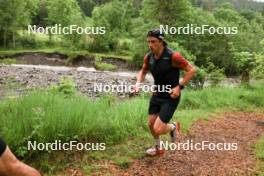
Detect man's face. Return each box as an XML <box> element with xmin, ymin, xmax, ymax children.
<box><xmin>147</xmin><ymin>37</ymin><xmax>163</xmax><ymax>53</ymax></box>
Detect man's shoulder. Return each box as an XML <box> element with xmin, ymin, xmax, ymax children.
<box><xmin>165</xmin><ymin>47</ymin><xmax>183</xmax><ymax>59</ymax></box>
<box><xmin>145</xmin><ymin>51</ymin><xmax>152</xmax><ymax>58</ymax></box>
<box><xmin>162</xmin><ymin>47</ymin><xmax>176</xmax><ymax>59</ymax></box>
<box><xmin>166</xmin><ymin>47</ymin><xmax>177</xmax><ymax>56</ymax></box>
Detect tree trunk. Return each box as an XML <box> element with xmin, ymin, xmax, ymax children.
<box><xmin>241</xmin><ymin>71</ymin><xmax>250</xmax><ymax>85</ymax></box>
<box><xmin>4</xmin><ymin>29</ymin><xmax>7</xmax><ymax>48</ymax></box>
<box><xmin>13</xmin><ymin>31</ymin><xmax>16</xmax><ymax>48</ymax></box>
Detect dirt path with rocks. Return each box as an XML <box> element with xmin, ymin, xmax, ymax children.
<box><xmin>101</xmin><ymin>112</ymin><xmax>264</xmax><ymax>176</ymax></box>
<box><xmin>1</xmin><ymin>64</ymin><xmax>263</xmax><ymax>176</ymax></box>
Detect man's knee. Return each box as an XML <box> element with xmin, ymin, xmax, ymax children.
<box><xmin>6</xmin><ymin>159</ymin><xmax>21</xmax><ymax>174</ymax></box>
<box><xmin>148</xmin><ymin>115</ymin><xmax>157</xmax><ymax>128</ymax></box>
<box><xmin>4</xmin><ymin>160</ymin><xmax>40</xmax><ymax>176</ymax></box>
<box><xmin>148</xmin><ymin>119</ymin><xmax>154</xmax><ymax>128</ymax></box>
<box><xmin>0</xmin><ymin>147</ymin><xmax>40</xmax><ymax>176</ymax></box>
<box><xmin>153</xmin><ymin>125</ymin><xmax>165</xmax><ymax>135</ymax></box>
<box><xmin>0</xmin><ymin>148</ymin><xmax>20</xmax><ymax>175</ymax></box>
<box><xmin>153</xmin><ymin>117</ymin><xmax>168</xmax><ymax>135</ymax></box>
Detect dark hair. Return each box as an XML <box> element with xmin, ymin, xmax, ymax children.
<box><xmin>147</xmin><ymin>29</ymin><xmax>164</xmax><ymax>39</ymax></box>
<box><xmin>147</xmin><ymin>29</ymin><xmax>167</xmax><ymax>46</ymax></box>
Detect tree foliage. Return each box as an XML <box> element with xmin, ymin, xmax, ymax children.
<box><xmin>1</xmin><ymin>0</ymin><xmax>264</xmax><ymax>84</ymax></box>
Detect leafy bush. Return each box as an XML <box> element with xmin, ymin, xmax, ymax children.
<box><xmin>206</xmin><ymin>61</ymin><xmax>225</xmax><ymax>86</ymax></box>
<box><xmin>208</xmin><ymin>69</ymin><xmax>225</xmax><ymax>86</ymax></box>
<box><xmin>95</xmin><ymin>57</ymin><xmax>117</xmax><ymax>71</ymax></box>
<box><xmin>190</xmin><ymin>66</ymin><xmax>206</xmax><ymax>89</ymax></box>
<box><xmin>0</xmin><ymin>58</ymin><xmax>18</xmax><ymax>65</ymax></box>
<box><xmin>252</xmin><ymin>54</ymin><xmax>264</xmax><ymax>79</ymax></box>
<box><xmin>49</xmin><ymin>77</ymin><xmax>77</xmax><ymax>96</ymax></box>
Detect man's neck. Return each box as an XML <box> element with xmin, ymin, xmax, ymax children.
<box><xmin>154</xmin><ymin>46</ymin><xmax>165</xmax><ymax>59</ymax></box>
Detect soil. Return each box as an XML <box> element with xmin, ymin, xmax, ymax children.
<box><xmin>67</xmin><ymin>112</ymin><xmax>264</xmax><ymax>176</ymax></box>
<box><xmin>0</xmin><ymin>52</ymin><xmax>130</xmax><ymax>70</ymax></box>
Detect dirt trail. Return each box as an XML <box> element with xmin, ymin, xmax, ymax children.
<box><xmin>106</xmin><ymin>112</ymin><xmax>264</xmax><ymax>176</ymax></box>
<box><xmin>65</xmin><ymin>112</ymin><xmax>264</xmax><ymax>176</ymax></box>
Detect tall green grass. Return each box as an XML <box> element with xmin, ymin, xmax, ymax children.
<box><xmin>0</xmin><ymin>82</ymin><xmax>263</xmax><ymax>157</ymax></box>
<box><xmin>254</xmin><ymin>136</ymin><xmax>264</xmax><ymax>175</ymax></box>
<box><xmin>176</xmin><ymin>83</ymin><xmax>264</xmax><ymax>131</ymax></box>
<box><xmin>0</xmin><ymin>91</ymin><xmax>149</xmax><ymax>156</ymax></box>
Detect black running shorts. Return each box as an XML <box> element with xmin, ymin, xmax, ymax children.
<box><xmin>148</xmin><ymin>95</ymin><xmax>181</xmax><ymax>123</ymax></box>
<box><xmin>0</xmin><ymin>138</ymin><xmax>7</xmax><ymax>157</ymax></box>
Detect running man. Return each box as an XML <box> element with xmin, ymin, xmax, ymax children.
<box><xmin>134</xmin><ymin>29</ymin><xmax>196</xmax><ymax>156</ymax></box>
<box><xmin>0</xmin><ymin>138</ymin><xmax>41</xmax><ymax>176</ymax></box>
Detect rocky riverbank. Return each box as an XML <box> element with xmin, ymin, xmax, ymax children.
<box><xmin>0</xmin><ymin>64</ymin><xmax>153</xmax><ymax>98</ymax></box>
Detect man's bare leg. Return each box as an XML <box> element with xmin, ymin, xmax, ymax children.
<box><xmin>0</xmin><ymin>147</ymin><xmax>41</xmax><ymax>176</ymax></box>
<box><xmin>153</xmin><ymin>117</ymin><xmax>176</xmax><ymax>136</ymax></box>
<box><xmin>146</xmin><ymin>115</ymin><xmax>167</xmax><ymax>155</ymax></box>
<box><xmin>148</xmin><ymin>114</ymin><xmax>159</xmax><ymax>139</ymax></box>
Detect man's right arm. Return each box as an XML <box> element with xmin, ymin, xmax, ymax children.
<box><xmin>133</xmin><ymin>55</ymin><xmax>149</xmax><ymax>92</ymax></box>
<box><xmin>137</xmin><ymin>55</ymin><xmax>149</xmax><ymax>82</ymax></box>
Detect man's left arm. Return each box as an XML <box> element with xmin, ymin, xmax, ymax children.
<box><xmin>170</xmin><ymin>52</ymin><xmax>196</xmax><ymax>98</ymax></box>
<box><xmin>179</xmin><ymin>63</ymin><xmax>196</xmax><ymax>86</ymax></box>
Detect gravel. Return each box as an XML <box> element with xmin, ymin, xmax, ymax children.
<box><xmin>0</xmin><ymin>64</ymin><xmax>153</xmax><ymax>98</ymax></box>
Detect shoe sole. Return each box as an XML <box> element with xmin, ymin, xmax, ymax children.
<box><xmin>146</xmin><ymin>150</ymin><xmax>165</xmax><ymax>157</ymax></box>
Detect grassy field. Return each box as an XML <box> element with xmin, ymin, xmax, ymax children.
<box><xmin>255</xmin><ymin>136</ymin><xmax>264</xmax><ymax>175</ymax></box>
<box><xmin>0</xmin><ymin>48</ymin><xmax>132</xmax><ymax>61</ymax></box>
<box><xmin>0</xmin><ymin>81</ymin><xmax>263</xmax><ymax>174</ymax></box>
